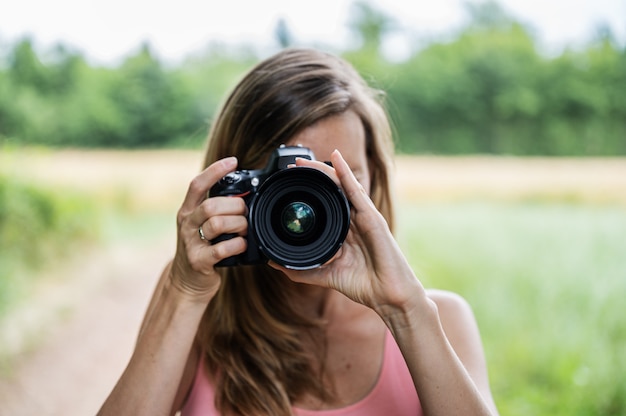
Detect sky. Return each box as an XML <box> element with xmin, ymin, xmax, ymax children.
<box><xmin>1</xmin><ymin>0</ymin><xmax>625</xmax><ymax>65</ymax></box>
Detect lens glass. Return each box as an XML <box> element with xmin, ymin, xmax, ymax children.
<box><xmin>271</xmin><ymin>193</ymin><xmax>324</xmax><ymax>246</ymax></box>
<box><xmin>250</xmin><ymin>167</ymin><xmax>350</xmax><ymax>270</ymax></box>
<box><xmin>281</xmin><ymin>202</ymin><xmax>315</xmax><ymax>235</ymax></box>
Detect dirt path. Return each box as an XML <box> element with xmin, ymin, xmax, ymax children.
<box><xmin>0</xmin><ymin>235</ymin><xmax>175</xmax><ymax>416</ymax></box>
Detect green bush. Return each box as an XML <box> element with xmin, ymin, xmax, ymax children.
<box><xmin>0</xmin><ymin>175</ymin><xmax>99</xmax><ymax>315</ymax></box>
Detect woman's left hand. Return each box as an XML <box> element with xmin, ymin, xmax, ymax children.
<box><xmin>270</xmin><ymin>150</ymin><xmax>426</xmax><ymax>314</ymax></box>
<box><xmin>275</xmin><ymin>151</ymin><xmax>499</xmax><ymax>416</ymax></box>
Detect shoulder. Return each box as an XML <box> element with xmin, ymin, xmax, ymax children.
<box><xmin>426</xmin><ymin>289</ymin><xmax>474</xmax><ymax>321</ymax></box>
<box><xmin>425</xmin><ymin>289</ymin><xmax>479</xmax><ymax>344</ymax></box>
<box><xmin>425</xmin><ymin>289</ymin><xmax>498</xmax><ymax>413</ymax></box>
<box><xmin>426</xmin><ymin>289</ymin><xmax>490</xmax><ymax>384</ymax></box>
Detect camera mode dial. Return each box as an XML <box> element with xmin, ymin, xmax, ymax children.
<box><xmin>221</xmin><ymin>172</ymin><xmax>241</xmax><ymax>185</ymax></box>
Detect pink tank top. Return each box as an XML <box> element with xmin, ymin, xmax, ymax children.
<box><xmin>181</xmin><ymin>330</ymin><xmax>422</xmax><ymax>415</ymax></box>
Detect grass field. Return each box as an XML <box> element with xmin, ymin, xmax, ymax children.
<box><xmin>396</xmin><ymin>201</ymin><xmax>626</xmax><ymax>415</ymax></box>
<box><xmin>1</xmin><ymin>148</ymin><xmax>625</xmax><ymax>415</ymax></box>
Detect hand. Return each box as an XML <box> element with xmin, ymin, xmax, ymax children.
<box><xmin>271</xmin><ymin>150</ymin><xmax>426</xmax><ymax>313</ymax></box>
<box><xmin>169</xmin><ymin>157</ymin><xmax>248</xmax><ymax>302</ymax></box>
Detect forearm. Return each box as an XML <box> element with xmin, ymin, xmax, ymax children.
<box><xmin>98</xmin><ymin>280</ymin><xmax>208</xmax><ymax>416</ymax></box>
<box><xmin>379</xmin><ymin>297</ymin><xmax>495</xmax><ymax>416</ymax></box>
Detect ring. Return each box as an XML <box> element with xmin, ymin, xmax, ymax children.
<box><xmin>198</xmin><ymin>225</ymin><xmax>208</xmax><ymax>242</ymax></box>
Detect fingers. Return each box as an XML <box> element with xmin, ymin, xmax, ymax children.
<box><xmin>184</xmin><ymin>197</ymin><xmax>248</xmax><ymax>261</ymax></box>
<box><xmin>198</xmin><ymin>214</ymin><xmax>248</xmax><ymax>242</ymax></box>
<box><xmin>180</xmin><ymin>156</ymin><xmax>238</xmax><ymax>215</ymax></box>
<box><xmin>202</xmin><ymin>234</ymin><xmax>247</xmax><ymax>266</ymax></box>
<box><xmin>293</xmin><ymin>157</ymin><xmax>341</xmax><ymax>186</ymax></box>
<box><xmin>169</xmin><ymin>157</ymin><xmax>248</xmax><ymax>298</ymax></box>
<box><xmin>296</xmin><ymin>151</ymin><xmax>372</xmax><ymax>205</ymax></box>
<box><xmin>330</xmin><ymin>150</ymin><xmax>375</xmax><ymax>212</ymax></box>
<box><xmin>294</xmin><ymin>151</ymin><xmax>375</xmax><ymax>214</ymax></box>
<box><xmin>191</xmin><ymin>196</ymin><xmax>247</xmax><ymax>229</ymax></box>
<box><xmin>176</xmin><ymin>157</ymin><xmax>248</xmax><ymax>268</ymax></box>
<box><xmin>181</xmin><ymin>206</ymin><xmax>248</xmax><ymax>273</ymax></box>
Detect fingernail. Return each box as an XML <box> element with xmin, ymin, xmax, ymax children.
<box><xmin>332</xmin><ymin>149</ymin><xmax>344</xmax><ymax>162</ymax></box>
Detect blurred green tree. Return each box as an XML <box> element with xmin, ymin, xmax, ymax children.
<box><xmin>388</xmin><ymin>1</ymin><xmax>543</xmax><ymax>154</ymax></box>
<box><xmin>7</xmin><ymin>38</ymin><xmax>50</xmax><ymax>92</ymax></box>
<box><xmin>107</xmin><ymin>43</ymin><xmax>200</xmax><ymax>147</ymax></box>
<box><xmin>1</xmin><ymin>2</ymin><xmax>624</xmax><ymax>155</ymax></box>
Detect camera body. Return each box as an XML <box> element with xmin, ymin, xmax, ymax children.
<box><xmin>209</xmin><ymin>145</ymin><xmax>350</xmax><ymax>270</ymax></box>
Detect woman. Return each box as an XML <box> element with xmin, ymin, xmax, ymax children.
<box><xmin>99</xmin><ymin>48</ymin><xmax>498</xmax><ymax>416</ymax></box>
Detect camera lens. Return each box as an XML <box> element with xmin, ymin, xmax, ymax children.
<box><xmin>281</xmin><ymin>202</ymin><xmax>316</xmax><ymax>235</ymax></box>
<box><xmin>249</xmin><ymin>167</ymin><xmax>350</xmax><ymax>270</ymax></box>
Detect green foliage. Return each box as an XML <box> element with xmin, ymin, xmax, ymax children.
<box><xmin>1</xmin><ymin>42</ymin><xmax>211</xmax><ymax>148</ymax></box>
<box><xmin>0</xmin><ymin>174</ymin><xmax>99</xmax><ymax>315</ymax></box>
<box><xmin>177</xmin><ymin>45</ymin><xmax>258</xmax><ymax>133</ymax></box>
<box><xmin>389</xmin><ymin>22</ymin><xmax>542</xmax><ymax>153</ymax></box>
<box><xmin>383</xmin><ymin>3</ymin><xmax>626</xmax><ymax>155</ymax></box>
<box><xmin>105</xmin><ymin>44</ymin><xmax>203</xmax><ymax>147</ymax></box>
<box><xmin>396</xmin><ymin>201</ymin><xmax>626</xmax><ymax>415</ymax></box>
<box><xmin>0</xmin><ymin>2</ymin><xmax>625</xmax><ymax>155</ymax></box>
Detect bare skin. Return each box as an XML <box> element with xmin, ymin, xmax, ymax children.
<box><xmin>98</xmin><ymin>110</ymin><xmax>498</xmax><ymax>416</ymax></box>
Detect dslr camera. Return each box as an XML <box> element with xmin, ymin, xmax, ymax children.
<box><xmin>209</xmin><ymin>145</ymin><xmax>350</xmax><ymax>270</ymax></box>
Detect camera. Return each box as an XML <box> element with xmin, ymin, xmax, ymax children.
<box><xmin>209</xmin><ymin>145</ymin><xmax>351</xmax><ymax>270</ymax></box>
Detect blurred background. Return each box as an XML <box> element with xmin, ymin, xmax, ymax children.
<box><xmin>1</xmin><ymin>0</ymin><xmax>625</xmax><ymax>415</ymax></box>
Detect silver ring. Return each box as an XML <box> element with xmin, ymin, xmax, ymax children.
<box><xmin>198</xmin><ymin>225</ymin><xmax>208</xmax><ymax>242</ymax></box>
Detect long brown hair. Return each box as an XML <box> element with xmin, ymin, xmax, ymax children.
<box><xmin>197</xmin><ymin>48</ymin><xmax>395</xmax><ymax>415</ymax></box>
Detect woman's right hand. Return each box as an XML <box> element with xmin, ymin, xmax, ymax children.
<box><xmin>98</xmin><ymin>158</ymin><xmax>246</xmax><ymax>416</ymax></box>
<box><xmin>169</xmin><ymin>156</ymin><xmax>248</xmax><ymax>302</ymax></box>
